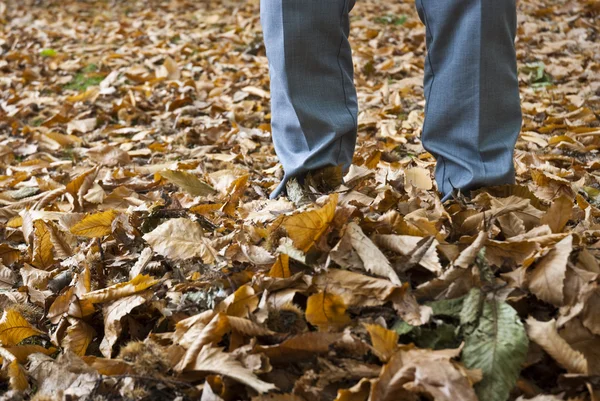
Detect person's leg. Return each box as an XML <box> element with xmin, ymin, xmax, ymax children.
<box><xmin>416</xmin><ymin>0</ymin><xmax>522</xmax><ymax>200</ymax></box>
<box><xmin>260</xmin><ymin>0</ymin><xmax>358</xmax><ymax>199</ymax></box>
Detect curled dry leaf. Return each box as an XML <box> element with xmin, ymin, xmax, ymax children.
<box><xmin>186</xmin><ymin>345</ymin><xmax>276</xmax><ymax>394</ymax></box>
<box><xmin>80</xmin><ymin>274</ymin><xmax>160</xmax><ymax>304</ymax></box>
<box><xmin>370</xmin><ymin>346</ymin><xmax>478</xmax><ymax>401</ymax></box>
<box><xmin>526</xmin><ymin>317</ymin><xmax>588</xmax><ymax>374</ymax></box>
<box><xmin>331</xmin><ymin>222</ymin><xmax>401</xmax><ymax>285</ymax></box>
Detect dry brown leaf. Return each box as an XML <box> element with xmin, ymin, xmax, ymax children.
<box><xmin>404</xmin><ymin>167</ymin><xmax>433</xmax><ymax>190</ymax></box>
<box><xmin>370</xmin><ymin>346</ymin><xmax>478</xmax><ymax>401</ymax></box>
<box><xmin>540</xmin><ymin>195</ymin><xmax>573</xmax><ymax>233</ymax></box>
<box><xmin>187</xmin><ymin>345</ymin><xmax>276</xmax><ymax>393</ymax></box>
<box><xmin>143</xmin><ymin>218</ymin><xmax>216</xmax><ymax>262</ymax></box>
<box><xmin>86</xmin><ymin>145</ymin><xmax>131</xmax><ymax>166</ymax></box>
<box><xmin>454</xmin><ymin>231</ymin><xmax>488</xmax><ymax>268</ymax></box>
<box><xmin>526</xmin><ymin>317</ymin><xmax>588</xmax><ymax>374</ymax></box>
<box><xmin>0</xmin><ymin>263</ymin><xmax>16</xmax><ymax>289</ymax></box>
<box><xmin>0</xmin><ymin>244</ymin><xmax>20</xmax><ymax>265</ymax></box>
<box><xmin>222</xmin><ymin>174</ymin><xmax>249</xmax><ymax>216</ymax></box>
<box><xmin>61</xmin><ymin>320</ymin><xmax>95</xmax><ymax>357</ymax></box>
<box><xmin>100</xmin><ymin>293</ymin><xmax>149</xmax><ymax>357</ymax></box>
<box><xmin>528</xmin><ymin>235</ymin><xmax>572</xmax><ymax>306</ymax></box>
<box><xmin>331</xmin><ymin>222</ymin><xmax>401</xmax><ymax>285</ymax></box>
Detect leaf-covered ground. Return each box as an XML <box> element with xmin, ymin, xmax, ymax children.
<box><xmin>0</xmin><ymin>0</ymin><xmax>599</xmax><ymax>400</ymax></box>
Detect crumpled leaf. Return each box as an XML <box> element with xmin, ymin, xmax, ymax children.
<box><xmin>331</xmin><ymin>222</ymin><xmax>401</xmax><ymax>285</ymax></box>
<box><xmin>370</xmin><ymin>346</ymin><xmax>478</xmax><ymax>401</ymax></box>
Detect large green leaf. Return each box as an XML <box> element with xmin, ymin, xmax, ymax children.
<box><xmin>461</xmin><ymin>301</ymin><xmax>528</xmax><ymax>401</ymax></box>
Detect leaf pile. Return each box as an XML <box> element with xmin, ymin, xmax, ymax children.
<box><xmin>0</xmin><ymin>0</ymin><xmax>599</xmax><ymax>400</ymax></box>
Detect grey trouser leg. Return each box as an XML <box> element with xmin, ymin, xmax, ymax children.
<box><xmin>261</xmin><ymin>0</ymin><xmax>521</xmax><ymax>200</ymax></box>
<box><xmin>416</xmin><ymin>0</ymin><xmax>522</xmax><ymax>200</ymax></box>
<box><xmin>260</xmin><ymin>0</ymin><xmax>358</xmax><ymax>199</ymax></box>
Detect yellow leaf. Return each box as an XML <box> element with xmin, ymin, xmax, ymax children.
<box><xmin>189</xmin><ymin>203</ymin><xmax>223</xmax><ymax>215</ymax></box>
<box><xmin>159</xmin><ymin>169</ymin><xmax>216</xmax><ymax>197</ymax></box>
<box><xmin>282</xmin><ymin>193</ymin><xmax>338</xmax><ymax>252</ymax></box>
<box><xmin>364</xmin><ymin>323</ymin><xmax>399</xmax><ymax>362</ymax></box>
<box><xmin>6</xmin><ymin>216</ymin><xmax>22</xmax><ymax>228</ymax></box>
<box><xmin>81</xmin><ymin>356</ymin><xmax>134</xmax><ymax>376</ymax></box>
<box><xmin>222</xmin><ymin>174</ymin><xmax>249</xmax><ymax>216</ymax></box>
<box><xmin>32</xmin><ymin>220</ymin><xmax>55</xmax><ymax>269</ymax></box>
<box><xmin>268</xmin><ymin>254</ymin><xmax>291</xmax><ymax>278</ymax></box>
<box><xmin>8</xmin><ymin>359</ymin><xmax>29</xmax><ymax>392</ymax></box>
<box><xmin>70</xmin><ymin>210</ymin><xmax>118</xmax><ymax>238</ymax></box>
<box><xmin>0</xmin><ymin>309</ymin><xmax>43</xmax><ymax>346</ymax></box>
<box><xmin>80</xmin><ymin>274</ymin><xmax>160</xmax><ymax>304</ymax></box>
<box><xmin>306</xmin><ymin>291</ymin><xmax>351</xmax><ymax>331</ymax></box>
<box><xmin>223</xmin><ymin>284</ymin><xmax>259</xmax><ymax>318</ymax></box>
<box><xmin>3</xmin><ymin>345</ymin><xmax>56</xmax><ymax>363</ymax></box>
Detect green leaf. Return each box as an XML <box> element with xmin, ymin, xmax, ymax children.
<box><xmin>461</xmin><ymin>301</ymin><xmax>528</xmax><ymax>401</ymax></box>
<box><xmin>40</xmin><ymin>49</ymin><xmax>57</xmax><ymax>57</ymax></box>
<box><xmin>460</xmin><ymin>288</ymin><xmax>483</xmax><ymax>326</ymax></box>
<box><xmin>426</xmin><ymin>295</ymin><xmax>465</xmax><ymax>318</ymax></box>
<box><xmin>159</xmin><ymin>170</ymin><xmax>216</xmax><ymax>197</ymax></box>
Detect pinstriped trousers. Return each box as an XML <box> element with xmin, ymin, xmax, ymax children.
<box><xmin>261</xmin><ymin>0</ymin><xmax>522</xmax><ymax>200</ymax></box>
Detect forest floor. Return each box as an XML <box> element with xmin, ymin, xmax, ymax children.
<box><xmin>0</xmin><ymin>0</ymin><xmax>599</xmax><ymax>400</ymax></box>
